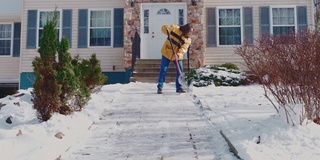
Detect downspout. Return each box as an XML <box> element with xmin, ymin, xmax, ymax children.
<box><xmin>313</xmin><ymin>0</ymin><xmax>320</xmax><ymax>30</ymax></box>
<box><xmin>311</xmin><ymin>0</ymin><xmax>316</xmax><ymax>30</ymax></box>
<box><xmin>317</xmin><ymin>0</ymin><xmax>320</xmax><ymax>30</ymax></box>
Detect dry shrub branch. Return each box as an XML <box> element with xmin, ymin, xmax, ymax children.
<box><xmin>235</xmin><ymin>30</ymin><xmax>320</xmax><ymax>125</ymax></box>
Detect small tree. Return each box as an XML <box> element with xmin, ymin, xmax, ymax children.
<box><xmin>32</xmin><ymin>11</ymin><xmax>61</xmax><ymax>121</ymax></box>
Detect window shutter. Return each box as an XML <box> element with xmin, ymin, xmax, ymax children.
<box><xmin>113</xmin><ymin>8</ymin><xmax>124</xmax><ymax>48</ymax></box>
<box><xmin>243</xmin><ymin>7</ymin><xmax>253</xmax><ymax>45</ymax></box>
<box><xmin>207</xmin><ymin>8</ymin><xmax>216</xmax><ymax>47</ymax></box>
<box><xmin>62</xmin><ymin>9</ymin><xmax>72</xmax><ymax>48</ymax></box>
<box><xmin>78</xmin><ymin>9</ymin><xmax>88</xmax><ymax>48</ymax></box>
<box><xmin>13</xmin><ymin>22</ymin><xmax>21</xmax><ymax>57</ymax></box>
<box><xmin>26</xmin><ymin>10</ymin><xmax>37</xmax><ymax>49</ymax></box>
<box><xmin>259</xmin><ymin>6</ymin><xmax>270</xmax><ymax>37</ymax></box>
<box><xmin>297</xmin><ymin>6</ymin><xmax>308</xmax><ymax>31</ymax></box>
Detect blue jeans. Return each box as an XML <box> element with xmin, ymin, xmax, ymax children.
<box><xmin>157</xmin><ymin>55</ymin><xmax>184</xmax><ymax>90</ymax></box>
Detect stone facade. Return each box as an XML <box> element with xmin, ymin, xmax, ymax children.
<box><xmin>124</xmin><ymin>0</ymin><xmax>204</xmax><ymax>69</ymax></box>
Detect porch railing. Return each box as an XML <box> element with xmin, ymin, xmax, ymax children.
<box><xmin>131</xmin><ymin>32</ymin><xmax>141</xmax><ymax>76</ymax></box>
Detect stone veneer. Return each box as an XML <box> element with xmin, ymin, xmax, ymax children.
<box><xmin>123</xmin><ymin>0</ymin><xmax>204</xmax><ymax>69</ymax></box>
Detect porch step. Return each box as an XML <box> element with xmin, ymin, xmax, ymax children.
<box><xmin>130</xmin><ymin>59</ymin><xmax>190</xmax><ymax>83</ymax></box>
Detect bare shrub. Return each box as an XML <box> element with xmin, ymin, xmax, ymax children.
<box><xmin>235</xmin><ymin>30</ymin><xmax>320</xmax><ymax>125</ymax></box>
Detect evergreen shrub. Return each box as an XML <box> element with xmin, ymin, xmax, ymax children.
<box><xmin>32</xmin><ymin>10</ymin><xmax>107</xmax><ymax>121</ymax></box>
<box><xmin>187</xmin><ymin>63</ymin><xmax>247</xmax><ymax>87</ymax></box>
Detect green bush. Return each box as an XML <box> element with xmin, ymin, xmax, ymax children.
<box><xmin>56</xmin><ymin>37</ymin><xmax>81</xmax><ymax>114</ymax></box>
<box><xmin>71</xmin><ymin>54</ymin><xmax>107</xmax><ymax>92</ymax></box>
<box><xmin>220</xmin><ymin>63</ymin><xmax>239</xmax><ymax>70</ymax></box>
<box><xmin>70</xmin><ymin>54</ymin><xmax>107</xmax><ymax>110</ymax></box>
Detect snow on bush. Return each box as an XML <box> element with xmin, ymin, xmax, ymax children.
<box><xmin>187</xmin><ymin>64</ymin><xmax>248</xmax><ymax>87</ymax></box>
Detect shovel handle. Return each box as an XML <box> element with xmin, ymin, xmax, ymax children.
<box><xmin>166</xmin><ymin>29</ymin><xmax>182</xmax><ymax>75</ymax></box>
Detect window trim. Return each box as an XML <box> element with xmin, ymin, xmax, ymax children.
<box><xmin>0</xmin><ymin>23</ymin><xmax>13</xmax><ymax>57</ymax></box>
<box><xmin>36</xmin><ymin>9</ymin><xmax>62</xmax><ymax>48</ymax></box>
<box><xmin>216</xmin><ymin>7</ymin><xmax>243</xmax><ymax>46</ymax></box>
<box><xmin>270</xmin><ymin>6</ymin><xmax>297</xmax><ymax>35</ymax></box>
<box><xmin>88</xmin><ymin>8</ymin><xmax>114</xmax><ymax>48</ymax></box>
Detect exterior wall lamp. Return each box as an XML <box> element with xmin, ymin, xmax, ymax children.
<box><xmin>191</xmin><ymin>0</ymin><xmax>197</xmax><ymax>6</ymax></box>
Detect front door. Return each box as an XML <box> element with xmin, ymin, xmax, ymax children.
<box><xmin>140</xmin><ymin>3</ymin><xmax>187</xmax><ymax>59</ymax></box>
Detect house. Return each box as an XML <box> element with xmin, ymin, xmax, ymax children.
<box><xmin>0</xmin><ymin>0</ymin><xmax>315</xmax><ymax>92</ymax></box>
<box><xmin>20</xmin><ymin>0</ymin><xmax>127</xmax><ymax>89</ymax></box>
<box><xmin>0</xmin><ymin>0</ymin><xmax>22</xmax><ymax>97</ymax></box>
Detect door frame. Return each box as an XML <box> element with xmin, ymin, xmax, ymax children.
<box><xmin>140</xmin><ymin>2</ymin><xmax>187</xmax><ymax>59</ymax></box>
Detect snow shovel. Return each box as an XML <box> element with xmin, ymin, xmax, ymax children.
<box><xmin>166</xmin><ymin>29</ymin><xmax>189</xmax><ymax>91</ymax></box>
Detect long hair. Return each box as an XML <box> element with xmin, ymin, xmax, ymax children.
<box><xmin>179</xmin><ymin>23</ymin><xmax>193</xmax><ymax>38</ymax></box>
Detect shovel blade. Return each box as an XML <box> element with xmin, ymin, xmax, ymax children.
<box><xmin>178</xmin><ymin>73</ymin><xmax>190</xmax><ymax>91</ymax></box>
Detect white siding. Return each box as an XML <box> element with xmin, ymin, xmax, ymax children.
<box><xmin>0</xmin><ymin>0</ymin><xmax>22</xmax><ymax>20</ymax></box>
<box><xmin>203</xmin><ymin>0</ymin><xmax>313</xmax><ymax>70</ymax></box>
<box><xmin>0</xmin><ymin>58</ymin><xmax>20</xmax><ymax>83</ymax></box>
<box><xmin>21</xmin><ymin>0</ymin><xmax>125</xmax><ymax>73</ymax></box>
<box><xmin>0</xmin><ymin>0</ymin><xmax>22</xmax><ymax>82</ymax></box>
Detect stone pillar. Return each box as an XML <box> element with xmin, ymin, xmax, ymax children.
<box><xmin>124</xmin><ymin>2</ymin><xmax>141</xmax><ymax>69</ymax></box>
<box><xmin>123</xmin><ymin>0</ymin><xmax>204</xmax><ymax>69</ymax></box>
<box><xmin>187</xmin><ymin>0</ymin><xmax>204</xmax><ymax>68</ymax></box>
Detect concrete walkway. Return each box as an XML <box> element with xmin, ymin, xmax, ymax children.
<box><xmin>61</xmin><ymin>83</ymin><xmax>237</xmax><ymax>160</ymax></box>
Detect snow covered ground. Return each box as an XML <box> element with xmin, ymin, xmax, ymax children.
<box><xmin>0</xmin><ymin>82</ymin><xmax>319</xmax><ymax>160</ymax></box>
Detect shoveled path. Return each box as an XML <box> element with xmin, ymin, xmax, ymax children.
<box><xmin>60</xmin><ymin>83</ymin><xmax>237</xmax><ymax>160</ymax></box>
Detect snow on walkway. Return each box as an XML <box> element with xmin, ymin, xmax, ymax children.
<box><xmin>1</xmin><ymin>82</ymin><xmax>319</xmax><ymax>160</ymax></box>
<box><xmin>60</xmin><ymin>83</ymin><xmax>238</xmax><ymax>160</ymax></box>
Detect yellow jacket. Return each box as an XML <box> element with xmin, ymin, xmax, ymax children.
<box><xmin>161</xmin><ymin>25</ymin><xmax>191</xmax><ymax>61</ymax></box>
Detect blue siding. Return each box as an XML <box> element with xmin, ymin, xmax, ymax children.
<box><xmin>19</xmin><ymin>72</ymin><xmax>35</xmax><ymax>89</ymax></box>
<box><xmin>103</xmin><ymin>70</ymin><xmax>131</xmax><ymax>84</ymax></box>
<box><xmin>20</xmin><ymin>71</ymin><xmax>131</xmax><ymax>89</ymax></box>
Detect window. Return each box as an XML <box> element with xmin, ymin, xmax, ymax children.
<box><xmin>144</xmin><ymin>10</ymin><xmax>149</xmax><ymax>34</ymax></box>
<box><xmin>38</xmin><ymin>11</ymin><xmax>61</xmax><ymax>46</ymax></box>
<box><xmin>218</xmin><ymin>8</ymin><xmax>241</xmax><ymax>45</ymax></box>
<box><xmin>89</xmin><ymin>10</ymin><xmax>112</xmax><ymax>47</ymax></box>
<box><xmin>157</xmin><ymin>8</ymin><xmax>170</xmax><ymax>15</ymax></box>
<box><xmin>271</xmin><ymin>7</ymin><xmax>295</xmax><ymax>35</ymax></box>
<box><xmin>77</xmin><ymin>8</ymin><xmax>123</xmax><ymax>48</ymax></box>
<box><xmin>0</xmin><ymin>23</ymin><xmax>12</xmax><ymax>56</ymax></box>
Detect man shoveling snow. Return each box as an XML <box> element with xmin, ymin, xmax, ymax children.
<box><xmin>156</xmin><ymin>23</ymin><xmax>193</xmax><ymax>94</ymax></box>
